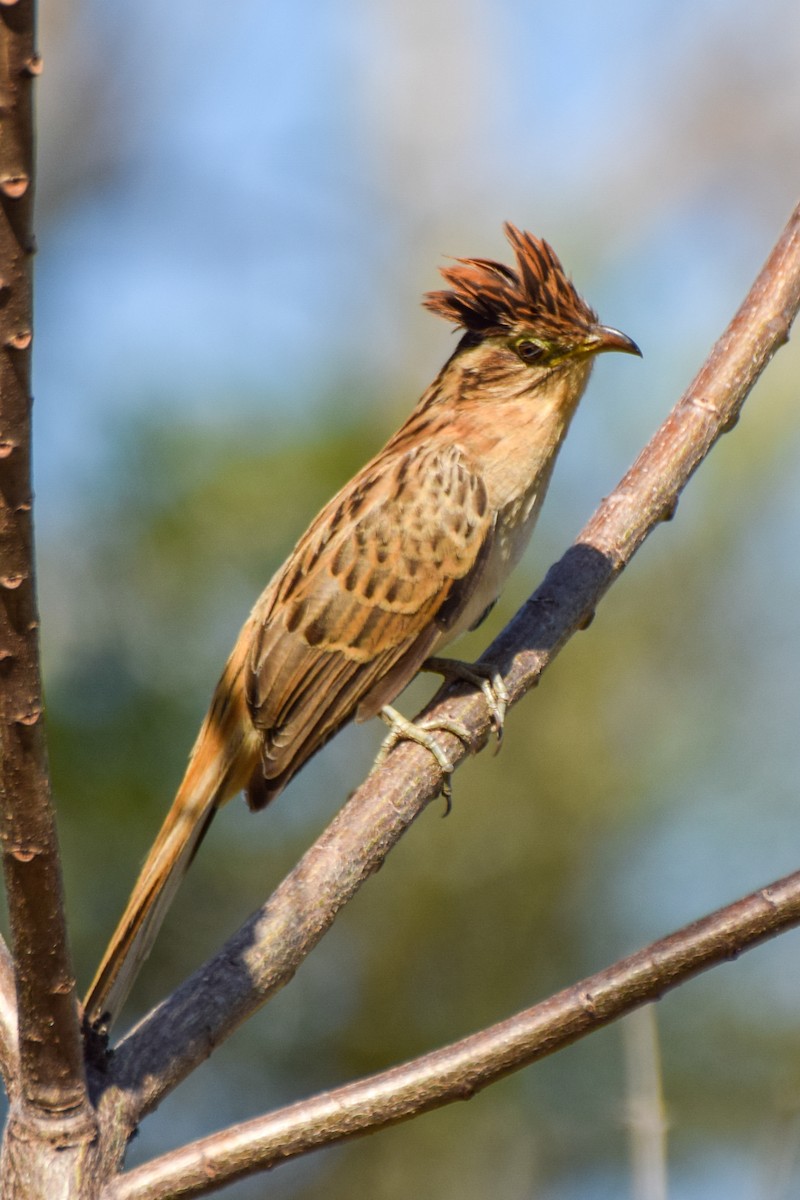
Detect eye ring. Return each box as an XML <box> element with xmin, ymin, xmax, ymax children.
<box><xmin>516</xmin><ymin>340</ymin><xmax>546</xmax><ymax>364</ymax></box>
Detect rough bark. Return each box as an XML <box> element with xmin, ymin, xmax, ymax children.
<box><xmin>0</xmin><ymin>2</ymin><xmax>99</xmax><ymax>1194</ymax></box>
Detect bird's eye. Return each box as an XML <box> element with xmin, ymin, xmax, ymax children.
<box><xmin>516</xmin><ymin>340</ymin><xmax>546</xmax><ymax>364</ymax></box>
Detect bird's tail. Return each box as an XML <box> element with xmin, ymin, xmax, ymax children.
<box><xmin>83</xmin><ymin>643</ymin><xmax>260</xmax><ymax>1032</ymax></box>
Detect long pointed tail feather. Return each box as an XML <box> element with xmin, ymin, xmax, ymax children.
<box><xmin>84</xmin><ymin>643</ymin><xmax>259</xmax><ymax>1032</ymax></box>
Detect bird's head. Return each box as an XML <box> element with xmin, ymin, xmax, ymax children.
<box><xmin>423</xmin><ymin>223</ymin><xmax>640</xmax><ymax>400</ymax></box>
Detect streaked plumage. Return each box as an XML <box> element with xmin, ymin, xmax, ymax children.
<box><xmin>84</xmin><ymin>223</ymin><xmax>640</xmax><ymax>1030</ymax></box>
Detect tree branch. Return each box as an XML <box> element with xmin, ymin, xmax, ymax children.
<box><xmin>95</xmin><ymin>199</ymin><xmax>800</xmax><ymax>1138</ymax></box>
<box><xmin>107</xmin><ymin>868</ymin><xmax>800</xmax><ymax>1200</ymax></box>
<box><xmin>0</xmin><ymin>0</ymin><xmax>96</xmax><ymax>1166</ymax></box>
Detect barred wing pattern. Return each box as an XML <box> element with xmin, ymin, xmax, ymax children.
<box><xmin>245</xmin><ymin>442</ymin><xmax>494</xmax><ymax>806</ymax></box>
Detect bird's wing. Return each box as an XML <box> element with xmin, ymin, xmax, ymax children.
<box><xmin>245</xmin><ymin>442</ymin><xmax>494</xmax><ymax>805</ymax></box>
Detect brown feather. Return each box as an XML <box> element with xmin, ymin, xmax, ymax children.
<box><xmin>83</xmin><ymin>641</ymin><xmax>261</xmax><ymax>1026</ymax></box>
<box><xmin>423</xmin><ymin>222</ymin><xmax>597</xmax><ymax>340</ymax></box>
<box><xmin>245</xmin><ymin>442</ymin><xmax>494</xmax><ymax>803</ymax></box>
<box><xmin>84</xmin><ymin>223</ymin><xmax>638</xmax><ymax>1031</ymax></box>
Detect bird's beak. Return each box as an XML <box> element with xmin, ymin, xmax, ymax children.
<box><xmin>586</xmin><ymin>325</ymin><xmax>642</xmax><ymax>357</ymax></box>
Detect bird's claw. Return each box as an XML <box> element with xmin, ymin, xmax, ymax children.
<box><xmin>424</xmin><ymin>657</ymin><xmax>508</xmax><ymax>753</ymax></box>
<box><xmin>375</xmin><ymin>705</ymin><xmax>472</xmax><ymax>811</ymax></box>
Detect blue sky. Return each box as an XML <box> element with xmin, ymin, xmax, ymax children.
<box><xmin>34</xmin><ymin>0</ymin><xmax>800</xmax><ymax>520</ymax></box>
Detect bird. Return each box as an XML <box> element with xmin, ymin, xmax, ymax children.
<box><xmin>83</xmin><ymin>223</ymin><xmax>640</xmax><ymax>1031</ymax></box>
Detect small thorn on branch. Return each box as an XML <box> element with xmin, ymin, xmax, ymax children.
<box><xmin>0</xmin><ymin>174</ymin><xmax>29</xmax><ymax>198</ymax></box>
<box><xmin>5</xmin><ymin>330</ymin><xmax>32</xmax><ymax>350</ymax></box>
<box><xmin>8</xmin><ymin>845</ymin><xmax>41</xmax><ymax>864</ymax></box>
<box><xmin>14</xmin><ymin>707</ymin><xmax>43</xmax><ymax>726</ymax></box>
<box><xmin>580</xmin><ymin>990</ymin><xmax>598</xmax><ymax>1017</ymax></box>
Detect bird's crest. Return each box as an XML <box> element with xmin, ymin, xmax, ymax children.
<box><xmin>424</xmin><ymin>223</ymin><xmax>597</xmax><ymax>340</ymax></box>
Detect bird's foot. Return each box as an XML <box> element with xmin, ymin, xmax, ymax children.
<box><xmin>423</xmin><ymin>657</ymin><xmax>509</xmax><ymax>752</ymax></box>
<box><xmin>375</xmin><ymin>704</ymin><xmax>472</xmax><ymax>811</ymax></box>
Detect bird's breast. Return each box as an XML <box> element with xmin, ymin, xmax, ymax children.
<box><xmin>443</xmin><ymin>479</ymin><xmax>545</xmax><ymax>643</ymax></box>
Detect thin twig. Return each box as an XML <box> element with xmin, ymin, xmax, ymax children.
<box><xmin>106</xmin><ymin>869</ymin><xmax>800</xmax><ymax>1200</ymax></box>
<box><xmin>98</xmin><ymin>199</ymin><xmax>800</xmax><ymax>1135</ymax></box>
<box><xmin>624</xmin><ymin>1006</ymin><xmax>668</xmax><ymax>1200</ymax></box>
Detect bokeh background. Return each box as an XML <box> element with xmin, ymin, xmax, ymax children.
<box><xmin>17</xmin><ymin>0</ymin><xmax>800</xmax><ymax>1195</ymax></box>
